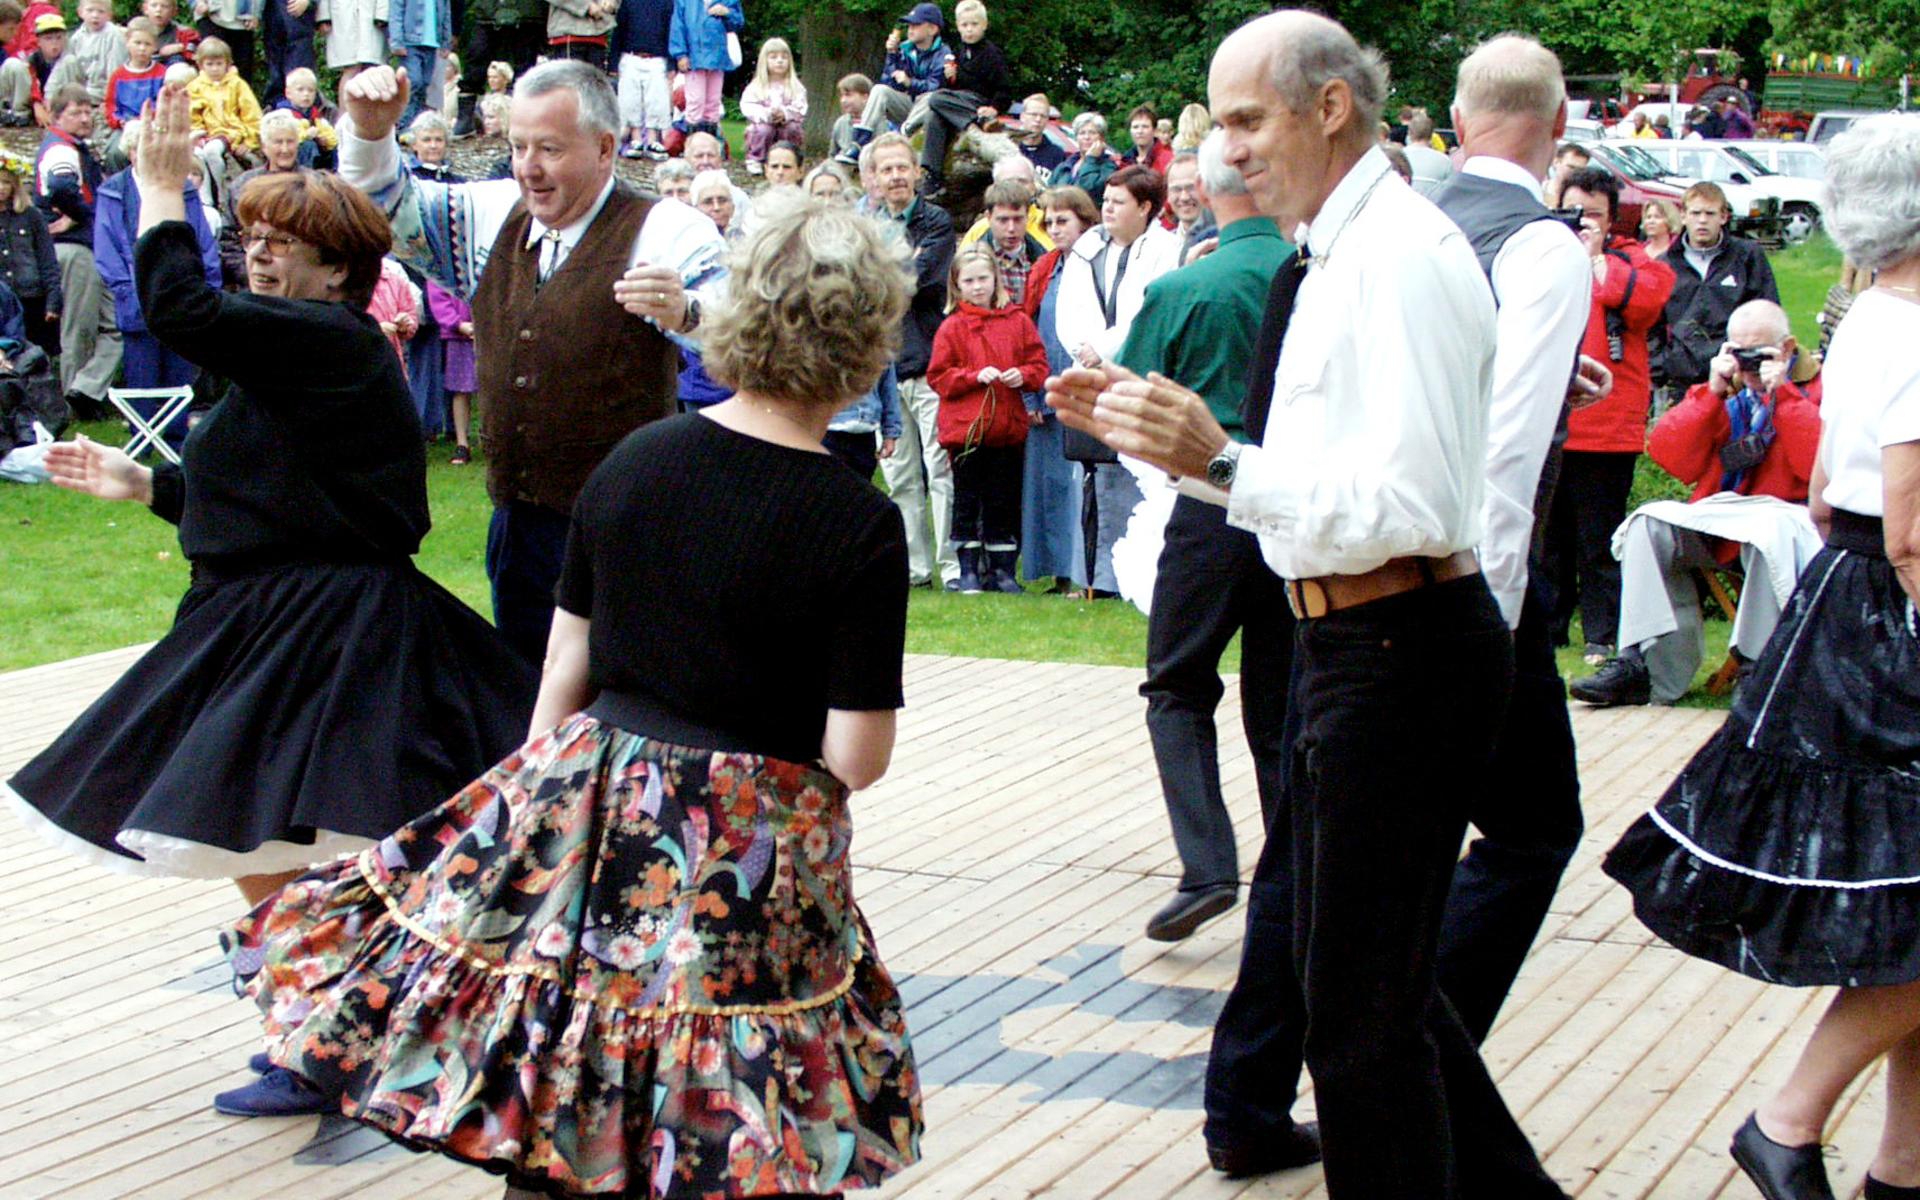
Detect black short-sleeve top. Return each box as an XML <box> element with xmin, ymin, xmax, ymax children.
<box><xmin>558</xmin><ymin>413</ymin><xmax>909</xmax><ymax>765</ymax></box>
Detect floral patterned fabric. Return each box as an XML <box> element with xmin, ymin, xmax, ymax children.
<box><xmin>223</xmin><ymin>714</ymin><xmax>922</xmax><ymax>1198</ymax></box>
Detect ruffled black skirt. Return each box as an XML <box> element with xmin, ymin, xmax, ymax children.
<box><xmin>1604</xmin><ymin>510</ymin><xmax>1920</xmax><ymax>987</ymax></box>
<box><xmin>3</xmin><ymin>556</ymin><xmax>538</xmax><ymax>878</ymax></box>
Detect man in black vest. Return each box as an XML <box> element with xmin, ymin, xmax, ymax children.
<box><xmin>1428</xmin><ymin>33</ymin><xmax>1598</xmax><ymax>1043</ymax></box>
<box><xmin>339</xmin><ymin>61</ymin><xmax>727</xmax><ymax>662</ymax></box>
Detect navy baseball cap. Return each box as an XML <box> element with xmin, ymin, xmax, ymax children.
<box><xmin>902</xmin><ymin>3</ymin><xmax>943</xmax><ymax>26</ymax></box>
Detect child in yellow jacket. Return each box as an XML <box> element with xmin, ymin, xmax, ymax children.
<box><xmin>185</xmin><ymin>35</ymin><xmax>260</xmax><ymax>208</ymax></box>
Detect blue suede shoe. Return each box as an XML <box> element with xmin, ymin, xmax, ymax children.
<box><xmin>213</xmin><ymin>1067</ymin><xmax>332</xmax><ymax>1118</ymax></box>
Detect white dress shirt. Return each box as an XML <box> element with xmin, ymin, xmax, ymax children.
<box><xmin>1458</xmin><ymin>155</ymin><xmax>1594</xmax><ymax>627</ymax></box>
<box><xmin>1818</xmin><ymin>289</ymin><xmax>1920</xmax><ymax>517</ymax></box>
<box><xmin>338</xmin><ymin>127</ymin><xmax>726</xmax><ymax>349</ymax></box>
<box><xmin>1224</xmin><ymin>146</ymin><xmax>1497</xmax><ymax>580</ymax></box>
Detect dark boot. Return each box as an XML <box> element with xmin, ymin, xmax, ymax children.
<box><xmin>954</xmin><ymin>546</ymin><xmax>983</xmax><ymax>594</ymax></box>
<box><xmin>986</xmin><ymin>548</ymin><xmax>1023</xmax><ymax>593</ymax></box>
<box><xmin>453</xmin><ymin>92</ymin><xmax>477</xmax><ymax>137</ymax></box>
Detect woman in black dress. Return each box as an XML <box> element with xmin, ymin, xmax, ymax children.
<box><xmin>4</xmin><ymin>87</ymin><xmax>534</xmax><ymax>918</ymax></box>
<box><xmin>1604</xmin><ymin>113</ymin><xmax>1920</xmax><ymax>1200</ymax></box>
<box><xmin>223</xmin><ymin>192</ymin><xmax>925</xmax><ymax>1198</ymax></box>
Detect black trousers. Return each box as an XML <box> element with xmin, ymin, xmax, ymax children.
<box><xmin>1206</xmin><ymin>577</ymin><xmax>1565</xmax><ymax>1198</ymax></box>
<box><xmin>1140</xmin><ymin>495</ymin><xmax>1292</xmax><ymax>893</ymax></box>
<box><xmin>1542</xmin><ymin>449</ymin><xmax>1639</xmax><ymax>647</ymax></box>
<box><xmin>256</xmin><ymin>0</ymin><xmax>315</xmax><ymax>106</ymax></box>
<box><xmin>1435</xmin><ymin>588</ymin><xmax>1583</xmax><ymax>1043</ymax></box>
<box><xmin>919</xmin><ymin>88</ymin><xmax>984</xmax><ymax>182</ymax></box>
<box><xmin>461</xmin><ymin>20</ymin><xmax>547</xmax><ymax>94</ymax></box>
<box><xmin>949</xmin><ymin>443</ymin><xmax>1021</xmax><ymax>550</ymax></box>
<box><xmin>485</xmin><ymin>499</ymin><xmax>570</xmax><ymax>665</ymax></box>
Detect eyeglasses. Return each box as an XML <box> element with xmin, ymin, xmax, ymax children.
<box><xmin>242</xmin><ymin>228</ymin><xmax>301</xmax><ymax>257</ymax></box>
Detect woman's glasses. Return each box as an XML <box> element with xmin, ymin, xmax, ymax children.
<box><xmin>243</xmin><ymin>228</ymin><xmax>301</xmax><ymax>257</ymax></box>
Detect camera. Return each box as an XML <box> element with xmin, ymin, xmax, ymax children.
<box><xmin>1732</xmin><ymin>346</ymin><xmax>1772</xmax><ymax>373</ymax></box>
<box><xmin>1550</xmin><ymin>206</ymin><xmax>1586</xmax><ymax>234</ymax></box>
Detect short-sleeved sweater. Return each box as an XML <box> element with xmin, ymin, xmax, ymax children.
<box><xmin>558</xmin><ymin>413</ymin><xmax>909</xmax><ymax>764</ymax></box>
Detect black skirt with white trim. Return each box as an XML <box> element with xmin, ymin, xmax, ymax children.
<box><xmin>1604</xmin><ymin>509</ymin><xmax>1920</xmax><ymax>987</ymax></box>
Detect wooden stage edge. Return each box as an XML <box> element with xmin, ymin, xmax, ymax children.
<box><xmin>0</xmin><ymin>647</ymin><xmax>1874</xmax><ymax>1199</ymax></box>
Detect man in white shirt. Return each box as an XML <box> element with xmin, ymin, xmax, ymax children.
<box><xmin>1427</xmin><ymin>34</ymin><xmax>1596</xmax><ymax>1046</ymax></box>
<box><xmin>1048</xmin><ymin>11</ymin><xmax>1566</xmax><ymax>1196</ymax></box>
<box><xmin>338</xmin><ymin>60</ymin><xmax>726</xmax><ymax>660</ymax></box>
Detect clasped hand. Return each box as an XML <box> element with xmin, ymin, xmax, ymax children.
<box><xmin>1045</xmin><ymin>362</ymin><xmax>1227</xmax><ymax>481</ymax></box>
<box><xmin>975</xmin><ymin>366</ymin><xmax>1022</xmax><ymax>387</ymax></box>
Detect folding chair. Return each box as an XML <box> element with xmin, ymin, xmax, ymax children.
<box><xmin>107</xmin><ymin>385</ymin><xmax>196</xmax><ymax>465</ymax></box>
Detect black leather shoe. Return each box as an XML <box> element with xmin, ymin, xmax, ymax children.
<box><xmin>1568</xmin><ymin>655</ymin><xmax>1652</xmax><ymax>707</ymax></box>
<box><xmin>1730</xmin><ymin>1112</ymin><xmax>1835</xmax><ymax>1200</ymax></box>
<box><xmin>1207</xmin><ymin>1122</ymin><xmax>1322</xmax><ymax>1178</ymax></box>
<box><xmin>1145</xmin><ymin>885</ymin><xmax>1236</xmax><ymax>942</ymax></box>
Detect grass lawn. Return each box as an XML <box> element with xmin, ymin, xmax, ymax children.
<box><xmin>0</xmin><ymin>235</ymin><xmax>1838</xmax><ymax>704</ymax></box>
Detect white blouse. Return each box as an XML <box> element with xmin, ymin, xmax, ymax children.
<box><xmin>1818</xmin><ymin>288</ymin><xmax>1920</xmax><ymax>517</ymax></box>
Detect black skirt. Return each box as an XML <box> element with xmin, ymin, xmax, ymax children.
<box><xmin>1604</xmin><ymin>510</ymin><xmax>1920</xmax><ymax>987</ymax></box>
<box><xmin>3</xmin><ymin>556</ymin><xmax>538</xmax><ymax>878</ymax></box>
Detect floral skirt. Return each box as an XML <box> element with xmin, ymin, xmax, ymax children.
<box><xmin>224</xmin><ymin>714</ymin><xmax>922</xmax><ymax>1198</ymax></box>
<box><xmin>1603</xmin><ymin>520</ymin><xmax>1920</xmax><ymax>988</ymax></box>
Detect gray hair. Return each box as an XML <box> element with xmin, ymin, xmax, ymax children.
<box><xmin>259</xmin><ymin>108</ymin><xmax>301</xmax><ymax>141</ymax></box>
<box><xmin>1195</xmin><ymin>129</ymin><xmax>1246</xmax><ymax>196</ymax></box>
<box><xmin>690</xmin><ymin>168</ymin><xmax>734</xmax><ymax>204</ymax></box>
<box><xmin>1824</xmin><ymin>113</ymin><xmax>1920</xmax><ymax>272</ymax></box>
<box><xmin>1268</xmin><ymin>13</ymin><xmax>1388</xmax><ymax>129</ymax></box>
<box><xmin>1072</xmin><ymin>111</ymin><xmax>1107</xmax><ymax>140</ymax></box>
<box><xmin>1728</xmin><ymin>298</ymin><xmax>1791</xmax><ymax>345</ymax></box>
<box><xmin>992</xmin><ymin>154</ymin><xmax>1037</xmax><ymax>184</ymax></box>
<box><xmin>1452</xmin><ymin>33</ymin><xmax>1566</xmax><ymax>124</ymax></box>
<box><xmin>655</xmin><ymin>159</ymin><xmax>695</xmax><ymax>185</ymax></box>
<box><xmin>513</xmin><ymin>58</ymin><xmax>619</xmax><ymax>138</ymax></box>
<box><xmin>408</xmin><ymin>110</ymin><xmax>450</xmax><ymax>137</ymax></box>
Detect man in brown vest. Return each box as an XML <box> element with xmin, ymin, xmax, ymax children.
<box><xmin>336</xmin><ymin>60</ymin><xmax>728</xmax><ymax>661</ymax></box>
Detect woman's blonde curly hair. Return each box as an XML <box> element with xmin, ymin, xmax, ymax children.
<box><xmin>702</xmin><ymin>193</ymin><xmax>915</xmax><ymax>408</ymax></box>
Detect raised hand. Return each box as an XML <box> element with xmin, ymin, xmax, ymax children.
<box><xmin>342</xmin><ymin>64</ymin><xmax>410</xmax><ymax>142</ymax></box>
<box><xmin>44</xmin><ymin>435</ymin><xmax>154</xmax><ymax>504</ymax></box>
<box><xmin>135</xmin><ymin>83</ymin><xmax>197</xmax><ymax>198</ymax></box>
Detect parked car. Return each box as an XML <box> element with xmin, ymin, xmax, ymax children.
<box><xmin>1564</xmin><ymin>117</ymin><xmax>1607</xmax><ymax>145</ymax></box>
<box><xmin>1626</xmin><ymin>140</ymin><xmax>1822</xmax><ymax>243</ymax></box>
<box><xmin>1723</xmin><ymin>139</ymin><xmax>1825</xmax><ymax>182</ymax></box>
<box><xmin>1807</xmin><ymin>110</ymin><xmax>1886</xmax><ymax>144</ymax></box>
<box><xmin>1584</xmin><ymin>141</ymin><xmax>1783</xmax><ymax>244</ymax></box>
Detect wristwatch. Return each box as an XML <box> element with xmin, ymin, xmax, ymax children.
<box><xmin>681</xmin><ymin>295</ymin><xmax>702</xmax><ymax>333</ymax></box>
<box><xmin>1205</xmin><ymin>440</ymin><xmax>1242</xmax><ymax>490</ymax></box>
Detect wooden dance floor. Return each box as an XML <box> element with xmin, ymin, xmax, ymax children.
<box><xmin>0</xmin><ymin>648</ymin><xmax>1887</xmax><ymax>1199</ymax></box>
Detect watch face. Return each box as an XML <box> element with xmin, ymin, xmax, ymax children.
<box><xmin>1206</xmin><ymin>454</ymin><xmax>1234</xmax><ymax>488</ymax></box>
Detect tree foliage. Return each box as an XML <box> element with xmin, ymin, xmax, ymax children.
<box><xmin>749</xmin><ymin>0</ymin><xmax>1916</xmax><ymax>149</ymax></box>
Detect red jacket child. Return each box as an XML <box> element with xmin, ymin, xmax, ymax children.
<box><xmin>1566</xmin><ymin>234</ymin><xmax>1677</xmax><ymax>453</ymax></box>
<box><xmin>928</xmin><ymin>300</ymin><xmax>1049</xmax><ymax>452</ymax></box>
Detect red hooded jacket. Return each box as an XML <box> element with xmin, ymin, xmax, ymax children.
<box><xmin>1648</xmin><ymin>378</ymin><xmax>1822</xmax><ymax>505</ymax></box>
<box><xmin>1566</xmin><ymin>235</ymin><xmax>1677</xmax><ymax>453</ymax></box>
<box><xmin>928</xmin><ymin>300</ymin><xmax>1048</xmax><ymax>452</ymax></box>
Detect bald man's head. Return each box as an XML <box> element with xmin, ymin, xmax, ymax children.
<box><xmin>1728</xmin><ymin>299</ymin><xmax>1791</xmax><ymax>347</ymax></box>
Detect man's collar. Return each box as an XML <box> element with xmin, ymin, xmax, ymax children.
<box><xmin>884</xmin><ymin>195</ymin><xmax>918</xmax><ymax>222</ymax></box>
<box><xmin>1687</xmin><ymin>230</ymin><xmax>1726</xmax><ymax>255</ymax></box>
<box><xmin>1460</xmin><ymin>154</ymin><xmax>1545</xmax><ymax>202</ymax></box>
<box><xmin>1302</xmin><ymin>144</ymin><xmax>1390</xmax><ymax>262</ymax></box>
<box><xmin>1216</xmin><ymin>215</ymin><xmax>1279</xmax><ymax>245</ymax></box>
<box><xmin>524</xmin><ymin>173</ymin><xmax>618</xmax><ymax>249</ymax></box>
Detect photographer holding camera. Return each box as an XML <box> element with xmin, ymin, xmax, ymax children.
<box><xmin>1539</xmin><ymin>166</ymin><xmax>1675</xmax><ymax>663</ymax></box>
<box><xmin>1571</xmin><ymin>298</ymin><xmax>1823</xmax><ymax>707</ymax></box>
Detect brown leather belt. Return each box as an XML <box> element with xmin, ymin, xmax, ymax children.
<box><xmin>1284</xmin><ymin>550</ymin><xmax>1480</xmax><ymax>620</ymax></box>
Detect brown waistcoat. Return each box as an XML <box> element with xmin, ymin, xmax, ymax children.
<box><xmin>471</xmin><ymin>184</ymin><xmax>680</xmax><ymax>513</ymax></box>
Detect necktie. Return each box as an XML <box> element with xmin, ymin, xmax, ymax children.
<box><xmin>1240</xmin><ymin>249</ymin><xmax>1310</xmax><ymax>444</ymax></box>
<box><xmin>537</xmin><ymin>229</ymin><xmax>564</xmax><ymax>284</ymax></box>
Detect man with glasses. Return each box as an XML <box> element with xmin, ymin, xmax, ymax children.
<box><xmin>1163</xmin><ymin>151</ymin><xmax>1216</xmax><ymax>263</ymax></box>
